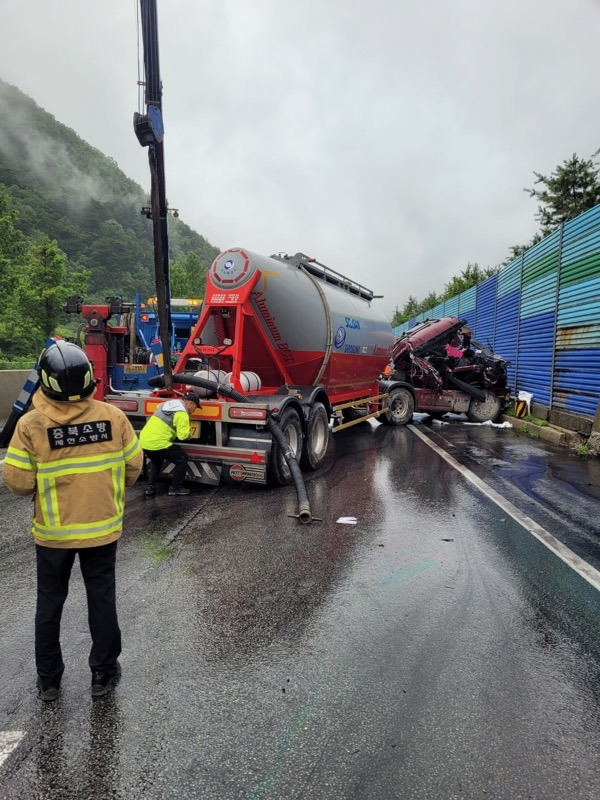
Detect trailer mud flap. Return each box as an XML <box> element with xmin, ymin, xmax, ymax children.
<box><xmin>225</xmin><ymin>426</ymin><xmax>270</xmax><ymax>483</ymax></box>
<box><xmin>224</xmin><ymin>462</ymin><xmax>267</xmax><ymax>484</ymax></box>
<box><xmin>162</xmin><ymin>461</ymin><xmax>222</xmax><ymax>486</ymax></box>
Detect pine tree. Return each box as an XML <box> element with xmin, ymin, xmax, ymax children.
<box><xmin>526</xmin><ymin>152</ymin><xmax>600</xmax><ymax>235</ymax></box>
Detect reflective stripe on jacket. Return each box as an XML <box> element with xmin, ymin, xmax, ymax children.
<box><xmin>2</xmin><ymin>392</ymin><xmax>143</xmax><ymax>548</ymax></box>
<box><xmin>138</xmin><ymin>399</ymin><xmax>191</xmax><ymax>451</ymax></box>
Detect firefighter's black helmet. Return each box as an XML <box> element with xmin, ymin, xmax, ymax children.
<box><xmin>38</xmin><ymin>341</ymin><xmax>95</xmax><ymax>402</ymax></box>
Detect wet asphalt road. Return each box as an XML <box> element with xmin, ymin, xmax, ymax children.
<box><xmin>417</xmin><ymin>414</ymin><xmax>600</xmax><ymax>572</ymax></box>
<box><xmin>1</xmin><ymin>418</ymin><xmax>600</xmax><ymax>799</ymax></box>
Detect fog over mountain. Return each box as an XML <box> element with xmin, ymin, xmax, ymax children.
<box><xmin>1</xmin><ymin>0</ymin><xmax>599</xmax><ymax>318</ymax></box>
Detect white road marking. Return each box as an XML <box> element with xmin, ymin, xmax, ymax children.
<box><xmin>0</xmin><ymin>730</ymin><xmax>25</xmax><ymax>768</ymax></box>
<box><xmin>409</xmin><ymin>424</ymin><xmax>600</xmax><ymax>593</ymax></box>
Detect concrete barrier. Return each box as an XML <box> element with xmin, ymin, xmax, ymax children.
<box><xmin>0</xmin><ymin>370</ymin><xmax>32</xmax><ymax>424</ymax></box>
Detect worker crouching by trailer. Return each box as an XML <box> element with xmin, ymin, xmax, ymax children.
<box><xmin>139</xmin><ymin>392</ymin><xmax>201</xmax><ymax>496</ymax></box>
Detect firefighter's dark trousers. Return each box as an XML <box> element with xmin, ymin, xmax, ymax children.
<box><xmin>144</xmin><ymin>444</ymin><xmax>188</xmax><ymax>489</ymax></box>
<box><xmin>35</xmin><ymin>542</ymin><xmax>121</xmax><ymax>683</ymax></box>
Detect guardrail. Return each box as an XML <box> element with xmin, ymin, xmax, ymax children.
<box><xmin>0</xmin><ymin>371</ymin><xmax>31</xmax><ymax>425</ymax></box>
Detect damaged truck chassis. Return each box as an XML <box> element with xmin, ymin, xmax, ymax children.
<box><xmin>387</xmin><ymin>316</ymin><xmax>511</xmax><ymax>425</ymax></box>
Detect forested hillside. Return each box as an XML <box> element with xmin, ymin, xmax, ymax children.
<box><xmin>0</xmin><ymin>78</ymin><xmax>218</xmax><ymax>358</ymax></box>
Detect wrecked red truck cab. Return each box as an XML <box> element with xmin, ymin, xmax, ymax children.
<box><xmin>385</xmin><ymin>317</ymin><xmax>511</xmax><ymax>424</ymax></box>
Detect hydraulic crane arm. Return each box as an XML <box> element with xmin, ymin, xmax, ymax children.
<box><xmin>134</xmin><ymin>0</ymin><xmax>173</xmax><ymax>389</ymax></box>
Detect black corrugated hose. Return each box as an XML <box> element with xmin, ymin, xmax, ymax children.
<box><xmin>148</xmin><ymin>374</ymin><xmax>313</xmax><ymax>524</ymax></box>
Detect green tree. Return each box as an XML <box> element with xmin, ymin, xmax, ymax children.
<box><xmin>391</xmin><ymin>308</ymin><xmax>402</xmax><ymax>328</ymax></box>
<box><xmin>442</xmin><ymin>263</ymin><xmax>497</xmax><ymax>301</ymax></box>
<box><xmin>0</xmin><ymin>189</ymin><xmax>32</xmax><ymax>356</ymax></box>
<box><xmin>0</xmin><ymin>306</ymin><xmax>42</xmax><ymax>358</ymax></box>
<box><xmin>24</xmin><ymin>238</ymin><xmax>73</xmax><ymax>338</ymax></box>
<box><xmin>421</xmin><ymin>291</ymin><xmax>440</xmax><ymax>311</ymax></box>
<box><xmin>85</xmin><ymin>219</ymin><xmax>152</xmax><ymax>299</ymax></box>
<box><xmin>169</xmin><ymin>251</ymin><xmax>208</xmax><ymax>302</ymax></box>
<box><xmin>0</xmin><ymin>235</ymin><xmax>90</xmax><ymax>357</ymax></box>
<box><xmin>396</xmin><ymin>151</ymin><xmax>600</xmax><ymax>322</ymax></box>
<box><xmin>526</xmin><ymin>151</ymin><xmax>600</xmax><ymax>235</ymax></box>
<box><xmin>184</xmin><ymin>251</ymin><xmax>206</xmax><ymax>298</ymax></box>
<box><xmin>169</xmin><ymin>259</ymin><xmax>189</xmax><ymax>298</ymax></box>
<box><xmin>504</xmin><ymin>151</ymin><xmax>600</xmax><ymax>263</ymax></box>
<box><xmin>503</xmin><ymin>232</ymin><xmax>543</xmax><ymax>264</ymax></box>
<box><xmin>0</xmin><ymin>186</ymin><xmax>27</xmax><ymax>301</ymax></box>
<box><xmin>0</xmin><ymin>79</ymin><xmax>218</xmax><ymax>314</ymax></box>
<box><xmin>391</xmin><ymin>295</ymin><xmax>420</xmax><ymax>327</ymax></box>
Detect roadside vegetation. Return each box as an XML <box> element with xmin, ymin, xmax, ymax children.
<box><xmin>504</xmin><ymin>406</ymin><xmax>549</xmax><ymax>428</ymax></box>
<box><xmin>2</xmin><ymin>77</ymin><xmax>600</xmax><ymax>363</ymax></box>
<box><xmin>0</xmin><ymin>79</ymin><xmax>218</xmax><ymax>365</ymax></box>
<box><xmin>521</xmin><ymin>414</ymin><xmax>548</xmax><ymax>428</ymax></box>
<box><xmin>391</xmin><ymin>151</ymin><xmax>600</xmax><ymax>327</ymax></box>
<box><xmin>575</xmin><ymin>443</ymin><xmax>592</xmax><ymax>458</ymax></box>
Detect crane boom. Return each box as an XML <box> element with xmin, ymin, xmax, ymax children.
<box><xmin>134</xmin><ymin>0</ymin><xmax>173</xmax><ymax>389</ymax></box>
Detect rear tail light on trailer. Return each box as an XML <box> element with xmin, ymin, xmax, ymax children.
<box><xmin>229</xmin><ymin>407</ymin><xmax>268</xmax><ymax>420</ymax></box>
<box><xmin>109</xmin><ymin>400</ymin><xmax>139</xmax><ymax>412</ymax></box>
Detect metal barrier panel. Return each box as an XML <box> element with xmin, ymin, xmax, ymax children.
<box><xmin>475</xmin><ymin>275</ymin><xmax>498</xmax><ymax>348</ymax></box>
<box><xmin>495</xmin><ymin>288</ymin><xmax>520</xmax><ymax>394</ymax></box>
<box><xmin>443</xmin><ymin>296</ymin><xmax>458</xmax><ymax>317</ymax></box>
<box><xmin>522</xmin><ymin>229</ymin><xmax>561</xmax><ymax>284</ymax></box>
<box><xmin>553</xmin><ymin>347</ymin><xmax>600</xmax><ymax>415</ymax></box>
<box><xmin>392</xmin><ymin>204</ymin><xmax>600</xmax><ymax>422</ymax></box>
<box><xmin>517</xmin><ymin>312</ymin><xmax>555</xmax><ymax>406</ymax></box>
<box><xmin>554</xmin><ymin>206</ymin><xmax>600</xmax><ymax>415</ymax></box>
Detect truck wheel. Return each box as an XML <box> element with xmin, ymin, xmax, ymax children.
<box><xmin>268</xmin><ymin>407</ymin><xmax>303</xmax><ymax>486</ymax></box>
<box><xmin>466</xmin><ymin>390</ymin><xmax>502</xmax><ymax>423</ymax></box>
<box><xmin>381</xmin><ymin>387</ymin><xmax>414</xmax><ymax>426</ymax></box>
<box><xmin>300</xmin><ymin>402</ymin><xmax>330</xmax><ymax>471</ymax></box>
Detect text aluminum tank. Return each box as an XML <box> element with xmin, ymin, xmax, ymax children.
<box><xmin>206</xmin><ymin>248</ymin><xmax>394</xmax><ymax>395</ymax></box>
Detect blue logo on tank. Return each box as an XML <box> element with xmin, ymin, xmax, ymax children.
<box><xmin>223</xmin><ymin>259</ymin><xmax>235</xmax><ymax>272</ymax></box>
<box><xmin>334</xmin><ymin>326</ymin><xmax>346</xmax><ymax>349</ymax></box>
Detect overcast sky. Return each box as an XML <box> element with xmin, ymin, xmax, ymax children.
<box><xmin>1</xmin><ymin>0</ymin><xmax>599</xmax><ymax>319</ymax></box>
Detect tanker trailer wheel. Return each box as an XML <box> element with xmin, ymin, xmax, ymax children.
<box><xmin>381</xmin><ymin>387</ymin><xmax>414</xmax><ymax>426</ymax></box>
<box><xmin>466</xmin><ymin>390</ymin><xmax>502</xmax><ymax>423</ymax></box>
<box><xmin>268</xmin><ymin>407</ymin><xmax>304</xmax><ymax>487</ymax></box>
<box><xmin>300</xmin><ymin>402</ymin><xmax>330</xmax><ymax>471</ymax></box>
